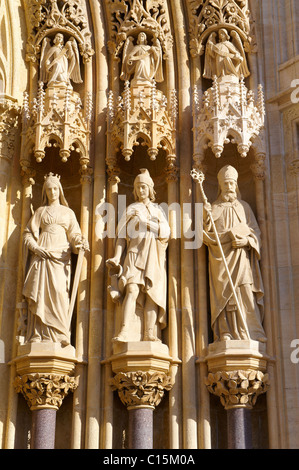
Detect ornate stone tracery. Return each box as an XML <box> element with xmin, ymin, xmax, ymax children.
<box><xmin>0</xmin><ymin>97</ymin><xmax>20</xmax><ymax>162</ymax></box>
<box><xmin>106</xmin><ymin>0</ymin><xmax>177</xmax><ymax>175</ymax></box>
<box><xmin>21</xmin><ymin>0</ymin><xmax>93</xmax><ymax>171</ymax></box>
<box><xmin>106</xmin><ymin>0</ymin><xmax>173</xmax><ymax>60</ymax></box>
<box><xmin>25</xmin><ymin>0</ymin><xmax>93</xmax><ymax>64</ymax></box>
<box><xmin>193</xmin><ymin>76</ymin><xmax>265</xmax><ymax>159</ymax></box>
<box><xmin>188</xmin><ymin>0</ymin><xmax>255</xmax><ymax>59</ymax></box>
<box><xmin>189</xmin><ymin>0</ymin><xmax>265</xmax><ymax>161</ymax></box>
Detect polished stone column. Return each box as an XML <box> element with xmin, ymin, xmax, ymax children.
<box><xmin>227</xmin><ymin>407</ymin><xmax>252</xmax><ymax>449</ymax></box>
<box><xmin>31</xmin><ymin>409</ymin><xmax>57</xmax><ymax>449</ymax></box>
<box><xmin>128</xmin><ymin>407</ymin><xmax>154</xmax><ymax>449</ymax></box>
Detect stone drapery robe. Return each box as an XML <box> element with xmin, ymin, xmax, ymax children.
<box><xmin>113</xmin><ymin>200</ymin><xmax>170</xmax><ymax>329</ymax></box>
<box><xmin>121</xmin><ymin>43</ymin><xmax>163</xmax><ymax>84</ymax></box>
<box><xmin>203</xmin><ymin>197</ymin><xmax>266</xmax><ymax>342</ymax></box>
<box><xmin>23</xmin><ymin>205</ymin><xmax>82</xmax><ymax>345</ymax></box>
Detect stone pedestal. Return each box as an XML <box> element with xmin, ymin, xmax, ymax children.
<box><xmin>110</xmin><ymin>342</ymin><xmax>173</xmax><ymax>449</ymax></box>
<box><xmin>13</xmin><ymin>343</ymin><xmax>78</xmax><ymax>449</ymax></box>
<box><xmin>204</xmin><ymin>340</ymin><xmax>270</xmax><ymax>449</ymax></box>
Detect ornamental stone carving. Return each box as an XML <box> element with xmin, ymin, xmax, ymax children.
<box><xmin>25</xmin><ymin>0</ymin><xmax>93</xmax><ymax>64</ymax></box>
<box><xmin>106</xmin><ymin>0</ymin><xmax>173</xmax><ymax>60</ymax></box>
<box><xmin>189</xmin><ymin>0</ymin><xmax>264</xmax><ymax>160</ymax></box>
<box><xmin>14</xmin><ymin>373</ymin><xmax>78</xmax><ymax>410</ymax></box>
<box><xmin>193</xmin><ymin>75</ymin><xmax>265</xmax><ymax>159</ymax></box>
<box><xmin>106</xmin><ymin>0</ymin><xmax>176</xmax><ymax>169</ymax></box>
<box><xmin>110</xmin><ymin>371</ymin><xmax>173</xmax><ymax>409</ymax></box>
<box><xmin>188</xmin><ymin>0</ymin><xmax>255</xmax><ymax>60</ymax></box>
<box><xmin>21</xmin><ymin>0</ymin><xmax>93</xmax><ymax>170</ymax></box>
<box><xmin>0</xmin><ymin>96</ymin><xmax>20</xmax><ymax>162</ymax></box>
<box><xmin>205</xmin><ymin>369</ymin><xmax>269</xmax><ymax>410</ymax></box>
<box><xmin>107</xmin><ymin>80</ymin><xmax>177</xmax><ymax>163</ymax></box>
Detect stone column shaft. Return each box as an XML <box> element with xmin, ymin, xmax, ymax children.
<box><xmin>128</xmin><ymin>407</ymin><xmax>154</xmax><ymax>449</ymax></box>
<box><xmin>31</xmin><ymin>409</ymin><xmax>57</xmax><ymax>449</ymax></box>
<box><xmin>227</xmin><ymin>407</ymin><xmax>252</xmax><ymax>449</ymax></box>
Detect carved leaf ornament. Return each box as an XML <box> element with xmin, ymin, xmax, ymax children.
<box><xmin>205</xmin><ymin>370</ymin><xmax>270</xmax><ymax>409</ymax></box>
<box><xmin>111</xmin><ymin>371</ymin><xmax>173</xmax><ymax>408</ymax></box>
<box><xmin>14</xmin><ymin>373</ymin><xmax>78</xmax><ymax>410</ymax></box>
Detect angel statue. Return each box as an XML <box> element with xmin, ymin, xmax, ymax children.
<box><xmin>120</xmin><ymin>32</ymin><xmax>164</xmax><ymax>86</ymax></box>
<box><xmin>40</xmin><ymin>33</ymin><xmax>83</xmax><ymax>87</ymax></box>
<box><xmin>203</xmin><ymin>28</ymin><xmax>249</xmax><ymax>80</ymax></box>
<box><xmin>22</xmin><ymin>173</ymin><xmax>89</xmax><ymax>346</ymax></box>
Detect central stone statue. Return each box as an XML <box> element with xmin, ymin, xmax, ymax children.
<box><xmin>106</xmin><ymin>169</ymin><xmax>170</xmax><ymax>343</ymax></box>
<box><xmin>120</xmin><ymin>32</ymin><xmax>164</xmax><ymax>85</ymax></box>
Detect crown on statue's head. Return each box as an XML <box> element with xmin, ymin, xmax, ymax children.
<box><xmin>44</xmin><ymin>173</ymin><xmax>61</xmax><ymax>184</ymax></box>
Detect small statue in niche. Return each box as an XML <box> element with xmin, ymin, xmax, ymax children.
<box><xmin>22</xmin><ymin>173</ymin><xmax>89</xmax><ymax>346</ymax></box>
<box><xmin>120</xmin><ymin>32</ymin><xmax>164</xmax><ymax>85</ymax></box>
<box><xmin>106</xmin><ymin>169</ymin><xmax>170</xmax><ymax>343</ymax></box>
<box><xmin>203</xmin><ymin>28</ymin><xmax>249</xmax><ymax>80</ymax></box>
<box><xmin>203</xmin><ymin>165</ymin><xmax>266</xmax><ymax>343</ymax></box>
<box><xmin>40</xmin><ymin>33</ymin><xmax>83</xmax><ymax>87</ymax></box>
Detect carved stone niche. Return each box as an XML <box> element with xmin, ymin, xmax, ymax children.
<box><xmin>21</xmin><ymin>0</ymin><xmax>94</xmax><ymax>172</ymax></box>
<box><xmin>106</xmin><ymin>0</ymin><xmax>177</xmax><ymax>168</ymax></box>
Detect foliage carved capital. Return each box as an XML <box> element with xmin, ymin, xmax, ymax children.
<box><xmin>205</xmin><ymin>369</ymin><xmax>270</xmax><ymax>410</ymax></box>
<box><xmin>111</xmin><ymin>371</ymin><xmax>173</xmax><ymax>409</ymax></box>
<box><xmin>14</xmin><ymin>373</ymin><xmax>78</xmax><ymax>411</ymax></box>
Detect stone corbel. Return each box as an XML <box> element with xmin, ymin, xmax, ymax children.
<box><xmin>109</xmin><ymin>342</ymin><xmax>173</xmax><ymax>409</ymax></box>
